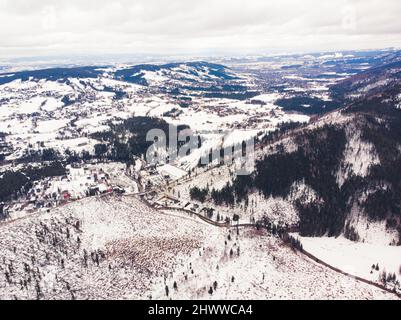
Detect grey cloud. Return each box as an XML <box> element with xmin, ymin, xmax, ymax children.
<box><xmin>0</xmin><ymin>0</ymin><xmax>400</xmax><ymax>59</ymax></box>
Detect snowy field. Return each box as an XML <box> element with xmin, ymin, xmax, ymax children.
<box><xmin>0</xmin><ymin>195</ymin><xmax>397</xmax><ymax>300</ymax></box>
<box><xmin>295</xmin><ymin>235</ymin><xmax>401</xmax><ymax>285</ymax></box>
<box><xmin>150</xmin><ymin>224</ymin><xmax>397</xmax><ymax>300</ymax></box>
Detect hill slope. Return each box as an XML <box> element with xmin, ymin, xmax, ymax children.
<box><xmin>0</xmin><ymin>195</ymin><xmax>396</xmax><ymax>300</ymax></box>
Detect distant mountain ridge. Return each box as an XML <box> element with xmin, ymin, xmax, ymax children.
<box><xmin>0</xmin><ymin>66</ymin><xmax>104</xmax><ymax>85</ymax></box>
<box><xmin>0</xmin><ymin>61</ymin><xmax>237</xmax><ymax>85</ymax></box>
<box><xmin>330</xmin><ymin>59</ymin><xmax>401</xmax><ymax>106</ymax></box>
<box><xmin>0</xmin><ymin>61</ymin><xmax>257</xmax><ymax>101</ymax></box>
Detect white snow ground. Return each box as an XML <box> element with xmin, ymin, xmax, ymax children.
<box><xmin>0</xmin><ymin>196</ymin><xmax>397</xmax><ymax>300</ymax></box>
<box><xmin>296</xmin><ymin>235</ymin><xmax>401</xmax><ymax>285</ymax></box>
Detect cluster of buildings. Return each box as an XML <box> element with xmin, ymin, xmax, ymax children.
<box><xmin>3</xmin><ymin>164</ymin><xmax>127</xmax><ymax>220</ymax></box>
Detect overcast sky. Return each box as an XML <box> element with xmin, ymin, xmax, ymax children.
<box><xmin>1</xmin><ymin>0</ymin><xmax>401</xmax><ymax>60</ymax></box>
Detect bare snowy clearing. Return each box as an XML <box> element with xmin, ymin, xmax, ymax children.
<box><xmin>0</xmin><ymin>195</ymin><xmax>211</xmax><ymax>299</ymax></box>
<box><xmin>0</xmin><ymin>195</ymin><xmax>398</xmax><ymax>300</ymax></box>
<box><xmin>336</xmin><ymin>127</ymin><xmax>380</xmax><ymax>187</ymax></box>
<box><xmin>296</xmin><ymin>235</ymin><xmax>401</xmax><ymax>287</ymax></box>
<box><xmin>151</xmin><ymin>228</ymin><xmax>398</xmax><ymax>300</ymax></box>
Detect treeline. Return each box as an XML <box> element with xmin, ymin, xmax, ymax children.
<box><xmin>19</xmin><ymin>148</ymin><xmax>61</xmax><ymax>163</ymax></box>
<box><xmin>189</xmin><ymin>187</ymin><xmax>208</xmax><ymax>203</ymax></box>
<box><xmin>0</xmin><ymin>162</ymin><xmax>66</xmax><ymax>203</ymax></box>
<box><xmin>0</xmin><ymin>66</ymin><xmax>103</xmax><ymax>85</ymax></box>
<box><xmin>275</xmin><ymin>96</ymin><xmax>339</xmax><ymax>115</ymax></box>
<box><xmin>260</xmin><ymin>121</ymin><xmax>305</xmax><ymax>145</ymax></box>
<box><xmin>190</xmin><ymin>175</ymin><xmax>253</xmax><ymax>207</ymax></box>
<box><xmin>204</xmin><ymin>91</ymin><xmax>260</xmax><ymax>101</ymax></box>
<box><xmin>191</xmin><ymin>125</ymin><xmax>348</xmax><ymax>237</ymax></box>
<box><xmin>91</xmin><ymin>116</ymin><xmax>195</xmax><ymax>162</ymax></box>
<box><xmin>0</xmin><ymin>132</ymin><xmax>6</xmax><ymax>162</ymax></box>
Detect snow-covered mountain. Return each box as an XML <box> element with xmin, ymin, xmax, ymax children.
<box><xmin>0</xmin><ymin>61</ymin><xmax>252</xmax><ymax>99</ymax></box>
<box><xmin>331</xmin><ymin>59</ymin><xmax>401</xmax><ymax>106</ymax></box>
<box><xmin>1</xmin><ymin>50</ymin><xmax>401</xmax><ymax>300</ymax></box>
<box><xmin>113</xmin><ymin>61</ymin><xmax>238</xmax><ymax>85</ymax></box>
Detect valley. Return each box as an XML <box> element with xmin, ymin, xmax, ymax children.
<box><xmin>1</xmin><ymin>49</ymin><xmax>401</xmax><ymax>300</ymax></box>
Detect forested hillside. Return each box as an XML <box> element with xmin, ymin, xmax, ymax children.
<box><xmin>192</xmin><ymin>95</ymin><xmax>401</xmax><ymax>243</ymax></box>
